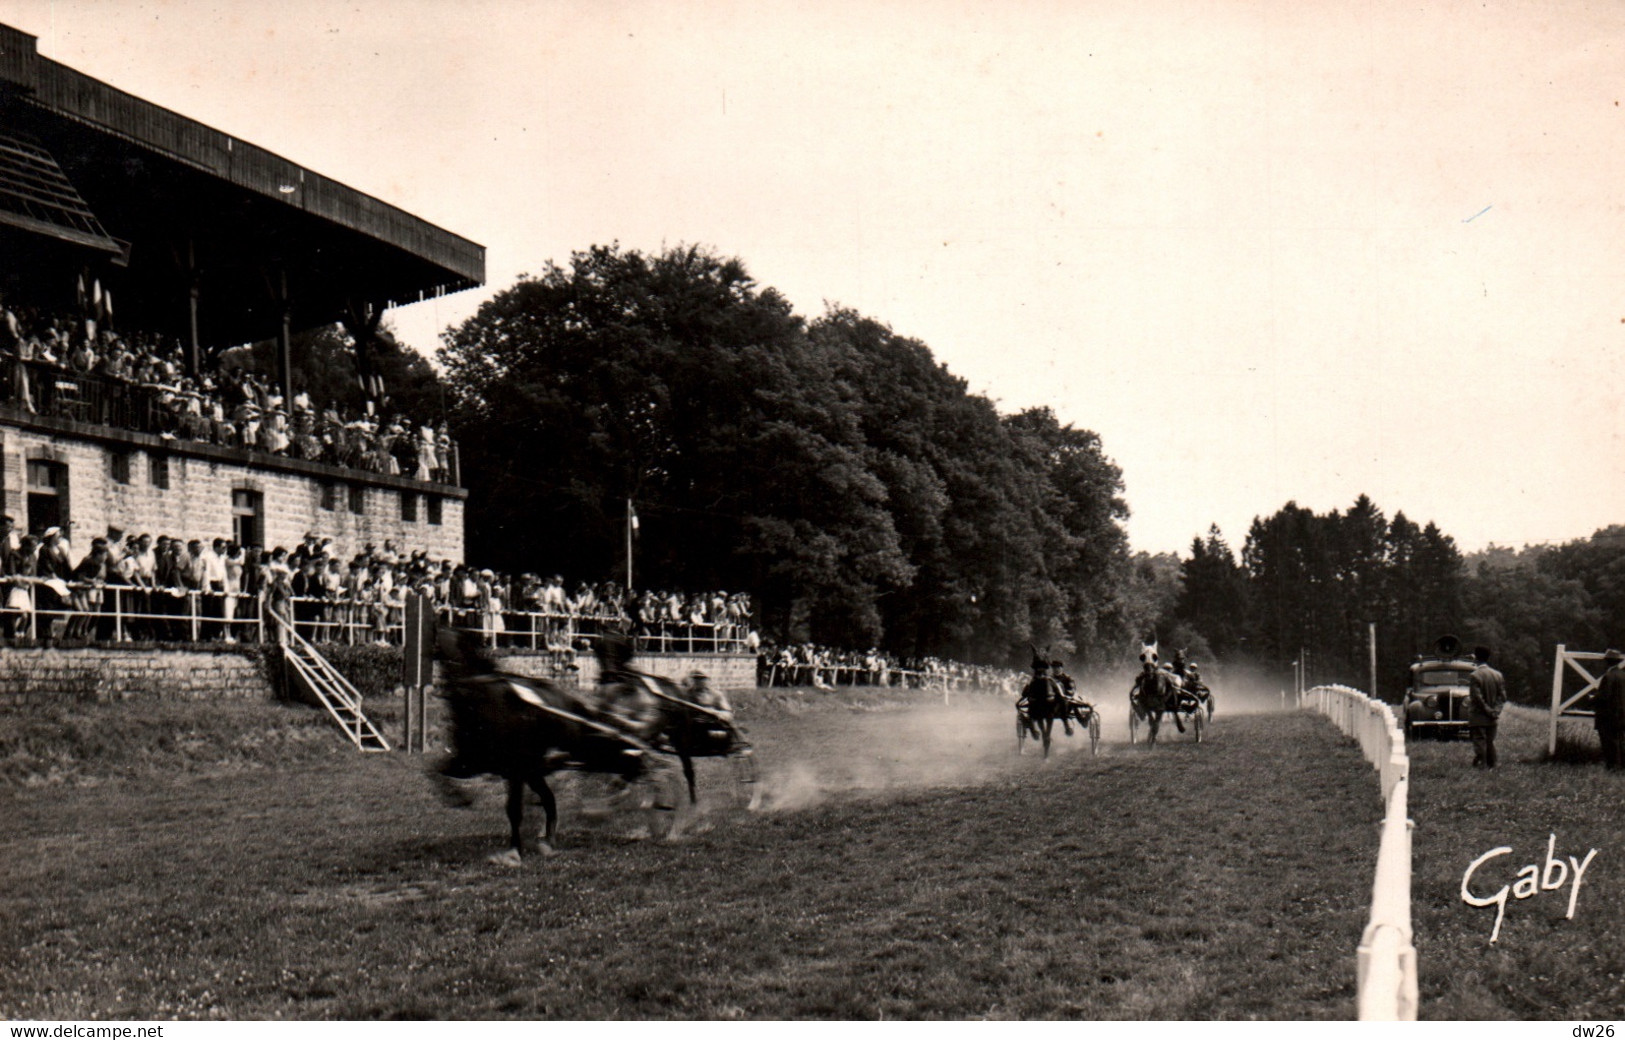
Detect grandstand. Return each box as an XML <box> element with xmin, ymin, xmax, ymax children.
<box><xmin>0</xmin><ymin>23</ymin><xmax>769</xmax><ymax>716</ymax></box>
<box><xmin>0</xmin><ymin>21</ymin><xmax>478</xmax><ymax>556</ymax></box>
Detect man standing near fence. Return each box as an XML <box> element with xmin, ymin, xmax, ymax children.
<box><xmin>1468</xmin><ymin>644</ymin><xmax>1507</xmax><ymax>769</ymax></box>
<box><xmin>1594</xmin><ymin>649</ymin><xmax>1625</xmax><ymax>770</ymax></box>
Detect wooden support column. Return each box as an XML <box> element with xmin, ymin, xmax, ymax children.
<box><xmin>186</xmin><ymin>239</ymin><xmax>201</xmax><ymax>378</ymax></box>
<box><xmin>276</xmin><ymin>267</ymin><xmax>293</xmax><ymax>402</ymax></box>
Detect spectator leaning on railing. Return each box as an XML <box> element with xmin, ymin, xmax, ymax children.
<box><xmin>0</xmin><ymin>508</ymin><xmax>761</xmax><ymax>656</ymax></box>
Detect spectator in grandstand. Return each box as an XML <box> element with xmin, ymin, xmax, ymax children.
<box><xmin>222</xmin><ymin>541</ymin><xmax>244</xmax><ymax>642</ymax></box>
<box><xmin>5</xmin><ymin>533</ymin><xmax>38</xmax><ymax>638</ymax></box>
<box><xmin>66</xmin><ymin>536</ymin><xmax>112</xmax><ymax>640</ymax></box>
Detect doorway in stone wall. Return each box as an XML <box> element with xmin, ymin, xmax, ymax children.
<box><xmin>26</xmin><ymin>459</ymin><xmax>65</xmax><ymax>536</ymax></box>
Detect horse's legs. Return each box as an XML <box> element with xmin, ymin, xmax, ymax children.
<box><xmin>1041</xmin><ymin>718</ymin><xmax>1053</xmax><ymax>758</ymax></box>
<box><xmin>502</xmin><ymin>776</ymin><xmax>527</xmax><ymax>862</ymax></box>
<box><xmin>681</xmin><ymin>753</ymin><xmax>698</xmax><ymax>806</ymax></box>
<box><xmin>528</xmin><ymin>774</ymin><xmax>558</xmax><ymax>854</ymax></box>
<box><xmin>1147</xmin><ymin>710</ymin><xmax>1160</xmax><ymax>747</ymax></box>
<box><xmin>1172</xmin><ymin>704</ymin><xmax>1186</xmax><ymax>733</ymax></box>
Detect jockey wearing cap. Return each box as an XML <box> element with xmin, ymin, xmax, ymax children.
<box><xmin>590</xmin><ymin>631</ymin><xmax>663</xmax><ymax>742</ymax></box>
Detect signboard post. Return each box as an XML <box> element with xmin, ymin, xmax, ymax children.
<box><xmin>402</xmin><ymin>592</ymin><xmax>436</xmax><ymax>753</ymax></box>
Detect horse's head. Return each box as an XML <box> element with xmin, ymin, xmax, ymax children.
<box><xmin>1139</xmin><ymin>641</ymin><xmax>1160</xmax><ymax>670</ymax></box>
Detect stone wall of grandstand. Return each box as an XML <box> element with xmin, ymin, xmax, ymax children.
<box><xmin>0</xmin><ymin>426</ymin><xmax>466</xmax><ymax>564</ymax></box>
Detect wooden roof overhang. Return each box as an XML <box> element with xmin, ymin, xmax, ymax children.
<box><xmin>0</xmin><ymin>22</ymin><xmax>484</xmax><ymax>348</ymax></box>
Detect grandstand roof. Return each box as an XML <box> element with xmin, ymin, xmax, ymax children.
<box><xmin>0</xmin><ymin>22</ymin><xmax>484</xmax><ymax>346</ymax></box>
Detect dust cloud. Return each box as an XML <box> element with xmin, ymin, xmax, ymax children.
<box><xmin>743</xmin><ymin>673</ymin><xmax>1298</xmax><ymax>812</ymax></box>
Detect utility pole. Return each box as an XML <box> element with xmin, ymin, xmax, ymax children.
<box><xmin>1369</xmin><ymin>622</ymin><xmax>1378</xmax><ymax>700</ymax></box>
<box><xmin>625</xmin><ymin>498</ymin><xmax>637</xmax><ymax>592</ymax></box>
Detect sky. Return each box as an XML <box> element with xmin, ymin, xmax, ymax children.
<box><xmin>1</xmin><ymin>0</ymin><xmax>1621</xmax><ymax>557</ymax></box>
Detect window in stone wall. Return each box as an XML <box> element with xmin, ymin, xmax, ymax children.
<box><xmin>401</xmin><ymin>490</ymin><xmax>418</xmax><ymax>523</ymax></box>
<box><xmin>110</xmin><ymin>451</ymin><xmax>131</xmax><ymax>485</ymax></box>
<box><xmin>349</xmin><ymin>485</ymin><xmax>365</xmax><ymax>515</ymax></box>
<box><xmin>426</xmin><ymin>494</ymin><xmax>442</xmax><ymax>526</ymax></box>
<box><xmin>320</xmin><ymin>482</ymin><xmax>337</xmax><ymax>511</ymax></box>
<box><xmin>150</xmin><ymin>453</ymin><xmax>170</xmax><ymax>490</ymax></box>
<box><xmin>232</xmin><ymin>488</ymin><xmax>264</xmax><ymax>548</ymax></box>
<box><xmin>26</xmin><ymin>459</ymin><xmax>66</xmax><ymax>536</ymax></box>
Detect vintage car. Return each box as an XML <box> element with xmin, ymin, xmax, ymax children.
<box><xmin>1401</xmin><ymin>635</ymin><xmax>1476</xmax><ymax>739</ymax></box>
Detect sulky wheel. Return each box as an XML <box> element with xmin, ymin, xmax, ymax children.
<box><xmin>1191</xmin><ymin>708</ymin><xmax>1205</xmax><ymax>744</ymax></box>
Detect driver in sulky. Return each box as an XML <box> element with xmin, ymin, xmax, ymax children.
<box><xmin>1051</xmin><ymin>658</ymin><xmax>1082</xmax><ymax>736</ymax></box>
<box><xmin>1183</xmin><ymin>660</ymin><xmax>1210</xmax><ymax>705</ymax></box>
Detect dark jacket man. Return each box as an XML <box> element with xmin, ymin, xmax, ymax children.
<box><xmin>1468</xmin><ymin>645</ymin><xmax>1507</xmax><ymax>768</ymax></box>
<box><xmin>1594</xmin><ymin>649</ymin><xmax>1625</xmax><ymax>769</ymax></box>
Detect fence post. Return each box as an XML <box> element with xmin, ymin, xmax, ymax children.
<box><xmin>1549</xmin><ymin>644</ymin><xmax>1566</xmax><ymax>756</ymax></box>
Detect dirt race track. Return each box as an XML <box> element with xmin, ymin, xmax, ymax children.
<box><xmin>1</xmin><ymin>683</ymin><xmax>1381</xmax><ymax>1020</ymax></box>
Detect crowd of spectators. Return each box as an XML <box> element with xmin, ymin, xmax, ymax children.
<box><xmin>0</xmin><ymin>517</ymin><xmax>1020</xmax><ymax>694</ymax></box>
<box><xmin>0</xmin><ymin>520</ymin><xmax>756</xmax><ymax>653</ymax></box>
<box><xmin>759</xmin><ymin>643</ymin><xmax>1024</xmax><ymax>693</ymax></box>
<box><xmin>0</xmin><ymin>297</ymin><xmax>456</xmax><ymax>483</ymax></box>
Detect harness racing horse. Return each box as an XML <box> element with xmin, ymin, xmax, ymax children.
<box><xmin>616</xmin><ymin>669</ymin><xmax>762</xmax><ymax>810</ymax></box>
<box><xmin>432</xmin><ymin>629</ymin><xmax>681</xmax><ymax>863</ymax></box>
<box><xmin>1017</xmin><ymin>671</ymin><xmax>1069</xmax><ymax>757</ymax></box>
<box><xmin>1129</xmin><ymin>640</ymin><xmax>1185</xmax><ymax>747</ymax></box>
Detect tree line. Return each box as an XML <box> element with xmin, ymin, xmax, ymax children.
<box><xmin>278</xmin><ymin>242</ymin><xmax>1618</xmax><ymax>700</ymax></box>
<box><xmin>1163</xmin><ymin>500</ymin><xmax>1624</xmax><ymax>705</ymax></box>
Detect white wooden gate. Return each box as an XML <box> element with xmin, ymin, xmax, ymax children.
<box><xmin>1548</xmin><ymin>644</ymin><xmax>1609</xmax><ymax>755</ymax></box>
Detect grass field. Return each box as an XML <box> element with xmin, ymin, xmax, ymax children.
<box><xmin>1404</xmin><ymin>705</ymin><xmax>1625</xmax><ymax>1020</ymax></box>
<box><xmin>14</xmin><ymin>681</ymin><xmax>1619</xmax><ymax>1020</ymax></box>
<box><xmin>0</xmin><ymin>682</ymin><xmax>1387</xmax><ymax>1021</ymax></box>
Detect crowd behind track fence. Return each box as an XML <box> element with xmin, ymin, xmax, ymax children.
<box><xmin>0</xmin><ymin>581</ymin><xmax>1029</xmax><ymax>694</ymax></box>
<box><xmin>1306</xmin><ymin>683</ymin><xmax>1418</xmax><ymax>1021</ymax></box>
<box><xmin>0</xmin><ymin>584</ymin><xmax>753</xmax><ymax>653</ymax></box>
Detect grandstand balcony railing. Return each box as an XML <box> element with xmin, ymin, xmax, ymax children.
<box><xmin>0</xmin><ymin>581</ymin><xmax>751</xmax><ymax>653</ymax></box>
<box><xmin>0</xmin><ymin>357</ymin><xmax>461</xmax><ymax>486</ymax></box>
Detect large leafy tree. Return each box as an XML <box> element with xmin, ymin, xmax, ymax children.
<box><xmin>440</xmin><ymin>244</ymin><xmax>915</xmax><ymax>647</ymax></box>
<box><xmin>1537</xmin><ymin>526</ymin><xmax>1625</xmax><ymax>652</ymax></box>
<box><xmin>436</xmin><ymin>245</ymin><xmax>1135</xmax><ymax>663</ymax></box>
<box><xmin>1003</xmin><ymin>406</ymin><xmax>1132</xmax><ymax>663</ymax></box>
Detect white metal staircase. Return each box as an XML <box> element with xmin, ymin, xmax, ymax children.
<box><xmin>267</xmin><ymin>610</ymin><xmax>390</xmax><ymax>752</ymax></box>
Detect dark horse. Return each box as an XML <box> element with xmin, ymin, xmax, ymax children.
<box><xmin>433</xmin><ymin>629</ymin><xmax>678</xmax><ymax>863</ymax></box>
<box><xmin>629</xmin><ymin>670</ymin><xmax>762</xmax><ymax>810</ymax></box>
<box><xmin>1017</xmin><ymin>672</ymin><xmax>1069</xmax><ymax>757</ymax></box>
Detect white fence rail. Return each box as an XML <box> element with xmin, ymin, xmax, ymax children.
<box><xmin>1305</xmin><ymin>683</ymin><xmax>1418</xmax><ymax>1021</ymax></box>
